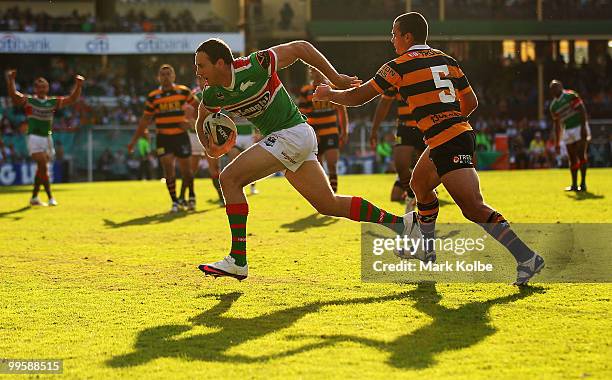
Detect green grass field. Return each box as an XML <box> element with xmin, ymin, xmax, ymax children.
<box><xmin>1</xmin><ymin>169</ymin><xmax>611</xmax><ymax>379</ymax></box>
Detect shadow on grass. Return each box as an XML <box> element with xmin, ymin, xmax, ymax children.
<box><xmin>289</xmin><ymin>282</ymin><xmax>546</xmax><ymax>370</ymax></box>
<box><xmin>280</xmin><ymin>213</ymin><xmax>339</xmax><ymax>233</ymax></box>
<box><xmin>0</xmin><ymin>205</ymin><xmax>30</xmax><ymax>220</ymax></box>
<box><xmin>103</xmin><ymin>209</ymin><xmax>213</xmax><ymax>228</ymax></box>
<box><xmin>565</xmin><ymin>191</ymin><xmax>605</xmax><ymax>201</ymax></box>
<box><xmin>107</xmin><ymin>284</ymin><xmax>544</xmax><ymax>369</ymax></box>
<box><xmin>106</xmin><ymin>291</ymin><xmax>412</xmax><ymax>367</ymax></box>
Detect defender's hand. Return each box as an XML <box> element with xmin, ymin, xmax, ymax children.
<box><xmin>332</xmin><ymin>74</ymin><xmax>362</xmax><ymax>90</ymax></box>
<box><xmin>313</xmin><ymin>84</ymin><xmax>332</xmax><ymax>102</ymax></box>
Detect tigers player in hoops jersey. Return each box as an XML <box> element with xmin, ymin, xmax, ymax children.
<box><xmin>5</xmin><ymin>69</ymin><xmax>84</xmax><ymax>207</ymax></box>
<box><xmin>128</xmin><ymin>64</ymin><xmax>198</xmax><ymax>213</ymax></box>
<box><xmin>183</xmin><ymin>77</ymin><xmax>225</xmax><ymax>208</ymax></box>
<box><xmin>298</xmin><ymin>67</ymin><xmax>348</xmax><ymax>192</ymax></box>
<box><xmin>193</xmin><ymin>38</ymin><xmax>408</xmax><ymax>280</ymax></box>
<box><xmin>314</xmin><ymin>12</ymin><xmax>544</xmax><ymax>285</ymax></box>
<box><xmin>371</xmin><ymin>88</ymin><xmax>425</xmax><ymax>211</ymax></box>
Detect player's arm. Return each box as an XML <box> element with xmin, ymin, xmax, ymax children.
<box><xmin>576</xmin><ymin>96</ymin><xmax>589</xmax><ymax>140</ymax></box>
<box><xmin>313</xmin><ymin>80</ymin><xmax>380</xmax><ymax>107</ymax></box>
<box><xmin>127</xmin><ymin>114</ymin><xmax>154</xmax><ymax>153</ymax></box>
<box><xmin>270</xmin><ymin>41</ymin><xmax>360</xmax><ymax>90</ymax></box>
<box><xmin>335</xmin><ymin>104</ymin><xmax>349</xmax><ymax>146</ymax></box>
<box><xmin>370</xmin><ymin>95</ymin><xmax>393</xmax><ymax>149</ymax></box>
<box><xmin>4</xmin><ymin>69</ymin><xmax>26</xmax><ymax>107</ymax></box>
<box><xmin>57</xmin><ymin>74</ymin><xmax>85</xmax><ymax>109</ymax></box>
<box><xmin>458</xmin><ymin>87</ymin><xmax>478</xmax><ymax>117</ymax></box>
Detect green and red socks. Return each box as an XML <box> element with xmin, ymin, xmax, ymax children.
<box><xmin>349</xmin><ymin>196</ymin><xmax>404</xmax><ymax>234</ymax></box>
<box><xmin>226</xmin><ymin>203</ymin><xmax>248</xmax><ymax>266</ymax></box>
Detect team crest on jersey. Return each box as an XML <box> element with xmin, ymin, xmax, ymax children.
<box><xmin>216</xmin><ymin>92</ymin><xmax>225</xmax><ymax>100</ymax></box>
<box><xmin>264</xmin><ymin>135</ymin><xmax>277</xmax><ymax>147</ymax></box>
<box><xmin>256</xmin><ymin>51</ymin><xmax>270</xmax><ymax>69</ymax></box>
<box><xmin>377</xmin><ymin>64</ymin><xmax>400</xmax><ymax>83</ymax></box>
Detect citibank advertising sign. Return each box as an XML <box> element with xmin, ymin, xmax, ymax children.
<box><xmin>0</xmin><ymin>33</ymin><xmax>244</xmax><ymax>54</ymax></box>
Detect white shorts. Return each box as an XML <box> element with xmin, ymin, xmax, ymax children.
<box><xmin>563</xmin><ymin>124</ymin><xmax>591</xmax><ymax>145</ymax></box>
<box><xmin>188</xmin><ymin>131</ymin><xmax>205</xmax><ymax>156</ymax></box>
<box><xmin>235</xmin><ymin>134</ymin><xmax>254</xmax><ymax>151</ymax></box>
<box><xmin>258</xmin><ymin>123</ymin><xmax>318</xmax><ymax>172</ymax></box>
<box><xmin>28</xmin><ymin>134</ymin><xmax>54</xmax><ymax>157</ymax></box>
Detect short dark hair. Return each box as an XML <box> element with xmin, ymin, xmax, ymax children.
<box><xmin>196</xmin><ymin>38</ymin><xmax>234</xmax><ymax>65</ymax></box>
<box><xmin>394</xmin><ymin>12</ymin><xmax>428</xmax><ymax>44</ymax></box>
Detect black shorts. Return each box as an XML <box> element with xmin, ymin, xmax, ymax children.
<box><xmin>396</xmin><ymin>126</ymin><xmax>426</xmax><ymax>151</ymax></box>
<box><xmin>429</xmin><ymin>130</ymin><xmax>476</xmax><ymax>177</ymax></box>
<box><xmin>317</xmin><ymin>133</ymin><xmax>339</xmax><ymax>155</ymax></box>
<box><xmin>156</xmin><ymin>132</ymin><xmax>191</xmax><ymax>158</ymax></box>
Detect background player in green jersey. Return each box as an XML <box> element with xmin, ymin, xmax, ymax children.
<box><xmin>5</xmin><ymin>69</ymin><xmax>84</xmax><ymax>206</ymax></box>
<box><xmin>193</xmin><ymin>38</ymin><xmax>408</xmax><ymax>280</ymax></box>
<box><xmin>549</xmin><ymin>80</ymin><xmax>590</xmax><ymax>192</ymax></box>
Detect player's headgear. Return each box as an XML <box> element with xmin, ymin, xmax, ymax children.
<box><xmin>394</xmin><ymin>12</ymin><xmax>428</xmax><ymax>44</ymax></box>
<box><xmin>196</xmin><ymin>39</ymin><xmax>234</xmax><ymax>65</ymax></box>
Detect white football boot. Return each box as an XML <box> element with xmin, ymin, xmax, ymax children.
<box><xmin>30</xmin><ymin>197</ymin><xmax>47</xmax><ymax>206</ymax></box>
<box><xmin>198</xmin><ymin>255</ymin><xmax>248</xmax><ymax>281</ymax></box>
<box><xmin>48</xmin><ymin>198</ymin><xmax>58</xmax><ymax>206</ymax></box>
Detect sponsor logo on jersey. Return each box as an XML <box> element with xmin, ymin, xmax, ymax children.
<box><xmin>376</xmin><ymin>64</ymin><xmax>400</xmax><ymax>83</ymax></box>
<box><xmin>229</xmin><ymin>91</ymin><xmax>271</xmax><ymax>119</ymax></box>
<box><xmin>240</xmin><ymin>81</ymin><xmax>256</xmax><ymax>92</ymax></box>
<box><xmin>281</xmin><ymin>151</ymin><xmax>297</xmax><ymax>164</ymax></box>
<box><xmin>453</xmin><ymin>155</ymin><xmax>472</xmax><ymax>164</ymax></box>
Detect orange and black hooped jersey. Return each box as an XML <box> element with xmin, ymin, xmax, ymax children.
<box><xmin>371</xmin><ymin>46</ymin><xmax>473</xmax><ymax>148</ymax></box>
<box><xmin>383</xmin><ymin>88</ymin><xmax>417</xmax><ymax>129</ymax></box>
<box><xmin>298</xmin><ymin>83</ymin><xmax>339</xmax><ymax>136</ymax></box>
<box><xmin>144</xmin><ymin>84</ymin><xmax>196</xmax><ymax>135</ymax></box>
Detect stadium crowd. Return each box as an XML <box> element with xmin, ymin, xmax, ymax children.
<box><xmin>0</xmin><ymin>6</ymin><xmax>225</xmax><ymax>33</ymax></box>
<box><xmin>1</xmin><ymin>52</ymin><xmax>611</xmax><ymax>173</ymax></box>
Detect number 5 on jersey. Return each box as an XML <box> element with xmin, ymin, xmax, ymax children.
<box><xmin>431</xmin><ymin>65</ymin><xmax>456</xmax><ymax>103</ymax></box>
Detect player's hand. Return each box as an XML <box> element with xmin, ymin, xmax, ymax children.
<box><xmin>127</xmin><ymin>142</ymin><xmax>135</xmax><ymax>154</ymax></box>
<box><xmin>5</xmin><ymin>69</ymin><xmax>16</xmax><ymax>81</ymax></box>
<box><xmin>206</xmin><ymin>131</ymin><xmax>236</xmax><ymax>159</ymax></box>
<box><xmin>332</xmin><ymin>74</ymin><xmax>362</xmax><ymax>90</ymax></box>
<box><xmin>313</xmin><ymin>84</ymin><xmax>332</xmax><ymax>102</ymax></box>
<box><xmin>369</xmin><ymin>131</ymin><xmax>378</xmax><ymax>150</ymax></box>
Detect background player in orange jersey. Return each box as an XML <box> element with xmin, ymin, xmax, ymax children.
<box><xmin>314</xmin><ymin>12</ymin><xmax>544</xmax><ymax>286</ymax></box>
<box><xmin>371</xmin><ymin>88</ymin><xmax>425</xmax><ymax>211</ymax></box>
<box><xmin>128</xmin><ymin>64</ymin><xmax>198</xmax><ymax>213</ymax></box>
<box><xmin>298</xmin><ymin>67</ymin><xmax>348</xmax><ymax>192</ymax></box>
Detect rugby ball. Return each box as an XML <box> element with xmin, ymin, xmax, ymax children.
<box><xmin>203</xmin><ymin>113</ymin><xmax>236</xmax><ymax>146</ymax></box>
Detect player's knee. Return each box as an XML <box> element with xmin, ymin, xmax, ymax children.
<box><xmin>219</xmin><ymin>168</ymin><xmax>244</xmax><ymax>189</ymax></box>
